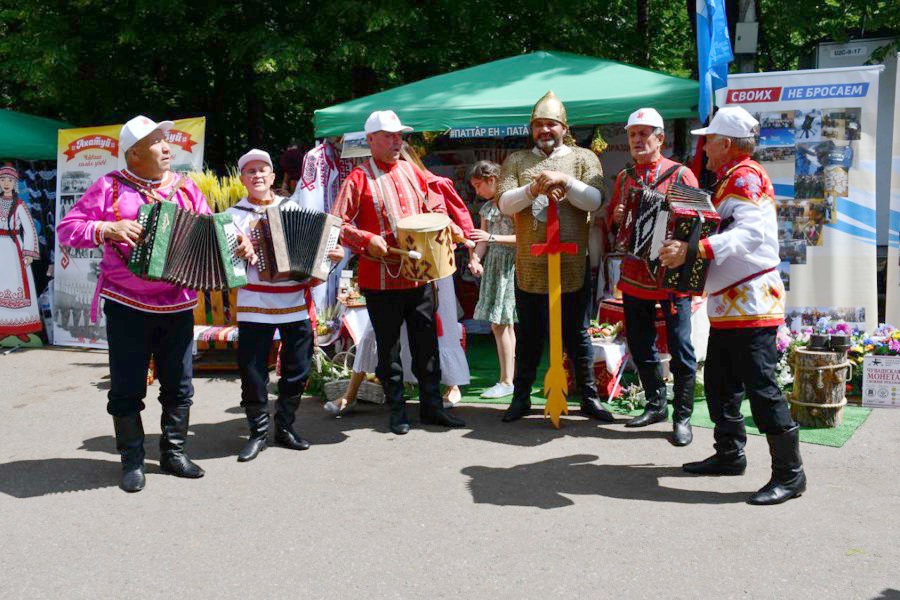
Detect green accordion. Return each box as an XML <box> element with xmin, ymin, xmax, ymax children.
<box><xmin>128</xmin><ymin>202</ymin><xmax>247</xmax><ymax>290</ymax></box>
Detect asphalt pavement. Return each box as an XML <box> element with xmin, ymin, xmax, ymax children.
<box><xmin>1</xmin><ymin>347</ymin><xmax>898</xmax><ymax>599</ymax></box>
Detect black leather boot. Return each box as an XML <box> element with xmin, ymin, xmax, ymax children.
<box><xmin>502</xmin><ymin>381</ymin><xmax>532</xmax><ymax>422</ymax></box>
<box><xmin>580</xmin><ymin>394</ymin><xmax>615</xmax><ymax>423</ymax></box>
<box><xmin>747</xmin><ymin>426</ymin><xmax>806</xmax><ymax>505</ymax></box>
<box><xmin>418</xmin><ymin>378</ymin><xmax>465</xmax><ymax>428</ymax></box>
<box><xmin>682</xmin><ymin>452</ymin><xmax>747</xmax><ymax>475</ymax></box>
<box><xmin>112</xmin><ymin>415</ymin><xmax>146</xmax><ymax>492</ymax></box>
<box><xmin>625</xmin><ymin>365</ymin><xmax>668</xmax><ymax>428</ymax></box>
<box><xmin>570</xmin><ymin>346</ymin><xmax>615</xmax><ymax>422</ymax></box>
<box><xmin>685</xmin><ymin>391</ymin><xmax>747</xmax><ymax>475</ymax></box>
<box><xmin>420</xmin><ymin>400</ymin><xmax>466</xmax><ymax>428</ymax></box>
<box><xmin>274</xmin><ymin>394</ymin><xmax>310</xmax><ymax>450</ymax></box>
<box><xmin>380</xmin><ymin>375</ymin><xmax>408</xmax><ymax>435</ymax></box>
<box><xmin>238</xmin><ymin>405</ymin><xmax>269</xmax><ymax>462</ymax></box>
<box><xmin>159</xmin><ymin>406</ymin><xmax>205</xmax><ymax>478</ymax></box>
<box><xmin>670</xmin><ymin>373</ymin><xmax>695</xmax><ymax>446</ymax></box>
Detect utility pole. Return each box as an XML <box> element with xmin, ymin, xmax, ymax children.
<box><xmin>733</xmin><ymin>0</ymin><xmax>759</xmax><ymax>73</ymax></box>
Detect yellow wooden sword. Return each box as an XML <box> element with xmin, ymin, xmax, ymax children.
<box><xmin>531</xmin><ymin>197</ymin><xmax>578</xmax><ymax>428</ymax></box>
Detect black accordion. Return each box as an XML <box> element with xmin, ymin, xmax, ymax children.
<box><xmin>128</xmin><ymin>201</ymin><xmax>248</xmax><ymax>290</ymax></box>
<box><xmin>620</xmin><ymin>183</ymin><xmax>721</xmax><ymax>294</ymax></box>
<box><xmin>250</xmin><ymin>205</ymin><xmax>342</xmax><ymax>283</ymax></box>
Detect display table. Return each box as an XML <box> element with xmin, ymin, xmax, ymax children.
<box><xmin>597</xmin><ymin>297</ymin><xmax>709</xmax><ymax>361</ymax></box>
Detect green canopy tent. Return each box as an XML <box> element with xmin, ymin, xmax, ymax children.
<box><xmin>314</xmin><ymin>51</ymin><xmax>699</xmax><ymax>137</ymax></box>
<box><xmin>0</xmin><ymin>109</ymin><xmax>70</xmax><ymax>161</ymax></box>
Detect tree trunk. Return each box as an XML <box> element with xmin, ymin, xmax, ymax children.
<box><xmin>246</xmin><ymin>65</ymin><xmax>264</xmax><ymax>151</ymax></box>
<box><xmin>636</xmin><ymin>0</ymin><xmax>650</xmax><ymax>67</ymax></box>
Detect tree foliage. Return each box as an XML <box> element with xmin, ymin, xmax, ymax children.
<box><xmin>0</xmin><ymin>0</ymin><xmax>896</xmax><ymax>170</ymax></box>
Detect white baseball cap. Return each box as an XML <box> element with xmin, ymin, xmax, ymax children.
<box><xmin>625</xmin><ymin>108</ymin><xmax>664</xmax><ymax>130</ymax></box>
<box><xmin>364</xmin><ymin>110</ymin><xmax>413</xmax><ymax>134</ymax></box>
<box><xmin>237</xmin><ymin>148</ymin><xmax>273</xmax><ymax>172</ymax></box>
<box><xmin>119</xmin><ymin>115</ymin><xmax>174</xmax><ymax>156</ymax></box>
<box><xmin>691</xmin><ymin>106</ymin><xmax>760</xmax><ymax>137</ymax></box>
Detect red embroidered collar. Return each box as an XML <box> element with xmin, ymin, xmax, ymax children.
<box><xmin>120</xmin><ymin>168</ymin><xmax>172</xmax><ymax>190</ymax></box>
<box><xmin>248</xmin><ymin>195</ymin><xmax>276</xmax><ymax>206</ymax></box>
<box><xmin>715</xmin><ymin>155</ymin><xmax>752</xmax><ymax>179</ymax></box>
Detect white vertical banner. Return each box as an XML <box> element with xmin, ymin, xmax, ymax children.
<box><xmin>719</xmin><ymin>66</ymin><xmax>882</xmax><ymax>332</ymax></box>
<box><xmin>53</xmin><ymin>118</ymin><xmax>206</xmax><ymax>348</ymax></box>
<box><xmin>887</xmin><ymin>54</ymin><xmax>900</xmax><ymax>327</ymax></box>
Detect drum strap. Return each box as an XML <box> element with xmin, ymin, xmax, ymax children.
<box><xmin>625</xmin><ymin>164</ymin><xmax>682</xmax><ymax>191</ymax></box>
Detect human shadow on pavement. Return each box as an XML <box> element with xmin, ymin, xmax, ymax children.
<box><xmin>79</xmin><ymin>417</ymin><xmax>249</xmax><ymax>461</ymax></box>
<box><xmin>452</xmin><ymin>404</ymin><xmax>672</xmax><ymax>448</ymax></box>
<box><xmin>461</xmin><ymin>454</ymin><xmax>749</xmax><ymax>508</ymax></box>
<box><xmin>295</xmin><ymin>401</ymin><xmax>675</xmax><ymax>448</ymax></box>
<box><xmin>872</xmin><ymin>590</ymin><xmax>900</xmax><ymax>600</ymax></box>
<box><xmin>76</xmin><ymin>401</ymin><xmax>395</xmax><ymax>459</ymax></box>
<box><xmin>0</xmin><ymin>458</ymin><xmax>124</xmax><ymax>498</ymax></box>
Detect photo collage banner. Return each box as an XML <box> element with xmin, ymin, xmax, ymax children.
<box><xmin>720</xmin><ymin>66</ymin><xmax>881</xmax><ymax>332</ymax></box>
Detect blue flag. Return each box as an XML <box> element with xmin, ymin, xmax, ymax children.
<box><xmin>696</xmin><ymin>0</ymin><xmax>734</xmax><ymax>121</ymax></box>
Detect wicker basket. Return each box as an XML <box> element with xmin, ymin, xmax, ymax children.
<box><xmin>323</xmin><ymin>379</ymin><xmax>385</xmax><ymax>404</ymax></box>
<box><xmin>321</xmin><ymin>348</ymin><xmax>386</xmax><ymax>405</ymax></box>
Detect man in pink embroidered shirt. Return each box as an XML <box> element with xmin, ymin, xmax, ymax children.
<box><xmin>332</xmin><ymin>110</ymin><xmax>466</xmax><ymax>435</ymax></box>
<box><xmin>58</xmin><ymin>115</ymin><xmax>252</xmax><ymax>492</ymax></box>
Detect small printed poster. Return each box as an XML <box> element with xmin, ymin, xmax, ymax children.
<box><xmin>862</xmin><ymin>355</ymin><xmax>900</xmax><ymax>408</ymax></box>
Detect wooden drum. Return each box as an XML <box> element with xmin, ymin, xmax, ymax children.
<box><xmin>396</xmin><ymin>213</ymin><xmax>456</xmax><ymax>283</ymax></box>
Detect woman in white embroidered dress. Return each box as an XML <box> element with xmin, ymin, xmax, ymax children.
<box><xmin>0</xmin><ymin>165</ymin><xmax>42</xmax><ymax>345</ymax></box>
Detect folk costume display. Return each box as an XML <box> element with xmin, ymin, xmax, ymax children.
<box><xmin>498</xmin><ymin>91</ymin><xmax>613</xmax><ymax>424</ymax></box>
<box><xmin>332</xmin><ymin>110</ymin><xmax>465</xmax><ymax>435</ymax></box>
<box><xmin>57</xmin><ymin>116</ymin><xmax>211</xmax><ymax>492</ymax></box>
<box><xmin>227</xmin><ymin>148</ymin><xmax>323</xmax><ymax>462</ymax></box>
<box><xmin>291</xmin><ymin>138</ymin><xmax>349</xmax><ymax>311</ymax></box>
<box><xmin>667</xmin><ymin>107</ymin><xmax>805</xmax><ymax>506</ymax></box>
<box><xmin>606</xmin><ymin>108</ymin><xmax>699</xmax><ymax>446</ymax></box>
<box><xmin>0</xmin><ymin>165</ymin><xmax>42</xmax><ymax>345</ymax></box>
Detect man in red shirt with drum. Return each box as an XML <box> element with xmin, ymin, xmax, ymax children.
<box><xmin>606</xmin><ymin>108</ymin><xmax>699</xmax><ymax>446</ymax></box>
<box><xmin>332</xmin><ymin>110</ymin><xmax>466</xmax><ymax>436</ymax></box>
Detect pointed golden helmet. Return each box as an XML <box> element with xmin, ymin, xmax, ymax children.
<box><xmin>531</xmin><ymin>91</ymin><xmax>568</xmax><ymax>126</ymax></box>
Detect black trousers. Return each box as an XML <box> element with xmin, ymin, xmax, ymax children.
<box><xmin>364</xmin><ymin>284</ymin><xmax>441</xmax><ymax>410</ymax></box>
<box><xmin>704</xmin><ymin>327</ymin><xmax>796</xmax><ymax>454</ymax></box>
<box><xmin>622</xmin><ymin>293</ymin><xmax>697</xmax><ymax>379</ymax></box>
<box><xmin>512</xmin><ymin>259</ymin><xmax>596</xmax><ymax>404</ymax></box>
<box><xmin>237</xmin><ymin>320</ymin><xmax>313</xmax><ymax>410</ymax></box>
<box><xmin>104</xmin><ymin>300</ymin><xmax>194</xmax><ymax>418</ymax></box>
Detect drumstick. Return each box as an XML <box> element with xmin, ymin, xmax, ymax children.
<box><xmin>388</xmin><ymin>247</ymin><xmax>422</xmax><ymax>260</ymax></box>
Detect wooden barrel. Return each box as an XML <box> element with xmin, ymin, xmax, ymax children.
<box><xmin>789</xmin><ymin>348</ymin><xmax>850</xmax><ymax>428</ymax></box>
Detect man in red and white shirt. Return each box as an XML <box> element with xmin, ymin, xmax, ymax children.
<box><xmin>227</xmin><ymin>149</ymin><xmax>344</xmax><ymax>462</ymax></box>
<box><xmin>332</xmin><ymin>110</ymin><xmax>465</xmax><ymax>435</ymax></box>
<box><xmin>606</xmin><ymin>108</ymin><xmax>699</xmax><ymax>446</ymax></box>
<box><xmin>660</xmin><ymin>106</ymin><xmax>805</xmax><ymax>506</ymax></box>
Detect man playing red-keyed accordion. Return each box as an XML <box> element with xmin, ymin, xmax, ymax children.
<box><xmin>660</xmin><ymin>106</ymin><xmax>806</xmax><ymax>506</ymax></box>
<box><xmin>606</xmin><ymin>108</ymin><xmax>699</xmax><ymax>447</ymax></box>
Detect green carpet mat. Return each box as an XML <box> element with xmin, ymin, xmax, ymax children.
<box><xmin>460</xmin><ymin>333</ymin><xmax>871</xmax><ymax>447</ymax></box>
<box><xmin>614</xmin><ymin>399</ymin><xmax>872</xmax><ymax>448</ymax></box>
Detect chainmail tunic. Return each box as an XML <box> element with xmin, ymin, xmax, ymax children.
<box><xmin>498</xmin><ymin>146</ymin><xmax>604</xmax><ymax>293</ymax></box>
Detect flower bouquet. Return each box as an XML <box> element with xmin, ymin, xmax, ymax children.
<box><xmin>587</xmin><ymin>320</ymin><xmax>622</xmax><ymax>343</ymax></box>
<box><xmin>314</xmin><ymin>304</ymin><xmax>343</xmax><ymax>347</ymax></box>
